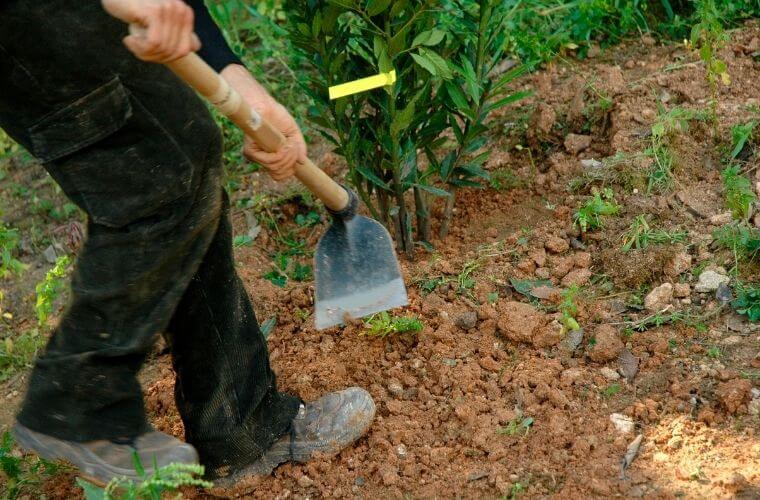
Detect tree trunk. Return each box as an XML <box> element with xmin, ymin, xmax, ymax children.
<box><xmin>439</xmin><ymin>189</ymin><xmax>457</xmax><ymax>239</ymax></box>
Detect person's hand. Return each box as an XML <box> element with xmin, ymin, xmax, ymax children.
<box><xmin>221</xmin><ymin>64</ymin><xmax>307</xmax><ymax>182</ymax></box>
<box><xmin>243</xmin><ymin>103</ymin><xmax>307</xmax><ymax>181</ymax></box>
<box><xmin>102</xmin><ymin>0</ymin><xmax>200</xmax><ymax>63</ymax></box>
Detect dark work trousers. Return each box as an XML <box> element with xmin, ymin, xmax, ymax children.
<box><xmin>0</xmin><ymin>0</ymin><xmax>300</xmax><ymax>477</ymax></box>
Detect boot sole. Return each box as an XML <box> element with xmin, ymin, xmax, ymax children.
<box><xmin>13</xmin><ymin>423</ymin><xmax>147</xmax><ymax>484</ymax></box>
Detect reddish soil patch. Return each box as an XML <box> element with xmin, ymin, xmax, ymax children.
<box><xmin>3</xmin><ymin>24</ymin><xmax>760</xmax><ymax>500</ymax></box>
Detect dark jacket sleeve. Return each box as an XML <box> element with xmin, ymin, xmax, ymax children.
<box><xmin>186</xmin><ymin>0</ymin><xmax>242</xmax><ymax>71</ymax></box>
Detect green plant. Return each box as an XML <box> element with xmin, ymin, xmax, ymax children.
<box><xmin>0</xmin><ymin>223</ymin><xmax>26</xmax><ymax>279</ymax></box>
<box><xmin>573</xmin><ymin>187</ymin><xmax>620</xmax><ymax>233</ymax></box>
<box><xmin>647</xmin><ymin>105</ymin><xmax>708</xmax><ymax>193</ymax></box>
<box><xmin>601</xmin><ymin>383</ymin><xmax>621</xmax><ymax>398</ymax></box>
<box><xmin>77</xmin><ymin>451</ymin><xmax>212</xmax><ymax>500</ymax></box>
<box><xmin>712</xmin><ymin>222</ymin><xmax>760</xmax><ymax>262</ymax></box>
<box><xmin>721</xmin><ymin>165</ymin><xmax>756</xmax><ymax>221</ymax></box>
<box><xmin>1</xmin><ymin>431</ymin><xmax>66</xmax><ymax>500</ymax></box>
<box><xmin>286</xmin><ymin>0</ymin><xmax>530</xmax><ymax>255</ymax></box>
<box><xmin>731</xmin><ymin>283</ymin><xmax>760</xmax><ymax>322</ymax></box>
<box><xmin>729</xmin><ymin>120</ymin><xmax>756</xmax><ymax>160</ymax></box>
<box><xmin>559</xmin><ymin>285</ymin><xmax>581</xmax><ymax>332</ymax></box>
<box><xmin>0</xmin><ymin>329</ymin><xmax>45</xmax><ymax>382</ymax></box>
<box><xmin>35</xmin><ymin>255</ymin><xmax>71</xmax><ymax>327</ymax></box>
<box><xmin>497</xmin><ymin>415</ymin><xmax>534</xmax><ymax>436</ymax></box>
<box><xmin>690</xmin><ymin>0</ymin><xmax>729</xmax><ymax>125</ymax></box>
<box><xmin>621</xmin><ymin>215</ymin><xmax>688</xmax><ymax>252</ymax></box>
<box><xmin>706</xmin><ymin>345</ymin><xmax>722</xmax><ymax>358</ymax></box>
<box><xmin>263</xmin><ymin>252</ymin><xmax>312</xmax><ymax>287</ymax></box>
<box><xmin>362</xmin><ymin>312</ymin><xmax>423</xmax><ymax>338</ymax></box>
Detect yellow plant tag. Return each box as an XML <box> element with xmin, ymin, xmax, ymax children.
<box><xmin>328</xmin><ymin>70</ymin><xmax>397</xmax><ymax>100</ymax></box>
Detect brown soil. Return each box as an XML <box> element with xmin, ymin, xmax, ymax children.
<box><xmin>3</xmin><ymin>24</ymin><xmax>760</xmax><ymax>500</ymax></box>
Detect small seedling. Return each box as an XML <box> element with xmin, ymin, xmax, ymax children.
<box><xmin>77</xmin><ymin>451</ymin><xmax>212</xmax><ymax>500</ymax></box>
<box><xmin>601</xmin><ymin>383</ymin><xmax>622</xmax><ymax>398</ymax></box>
<box><xmin>621</xmin><ymin>215</ymin><xmax>688</xmax><ymax>252</ymax></box>
<box><xmin>1</xmin><ymin>431</ymin><xmax>67</xmax><ymax>499</ymax></box>
<box><xmin>1</xmin><ymin>329</ymin><xmax>45</xmax><ymax>382</ymax></box>
<box><xmin>721</xmin><ymin>165</ymin><xmax>756</xmax><ymax>221</ymax></box>
<box><xmin>35</xmin><ymin>255</ymin><xmax>70</xmax><ymax>327</ymax></box>
<box><xmin>233</xmin><ymin>234</ymin><xmax>254</xmax><ymax>247</ymax></box>
<box><xmin>487</xmin><ymin>291</ymin><xmax>499</xmax><ymax>304</ymax></box>
<box><xmin>729</xmin><ymin>120</ymin><xmax>756</xmax><ymax>160</ymax></box>
<box><xmin>690</xmin><ymin>0</ymin><xmax>730</xmax><ymax>124</ymax></box>
<box><xmin>559</xmin><ymin>285</ymin><xmax>581</xmax><ymax>332</ymax></box>
<box><xmin>362</xmin><ymin>312</ymin><xmax>423</xmax><ymax>339</ymax></box>
<box><xmin>712</xmin><ymin>223</ymin><xmax>760</xmax><ymax>263</ymax></box>
<box><xmin>498</xmin><ymin>416</ymin><xmax>534</xmax><ymax>436</ymax></box>
<box><xmin>707</xmin><ymin>346</ymin><xmax>722</xmax><ymax>358</ymax></box>
<box><xmin>574</xmin><ymin>188</ymin><xmax>620</xmax><ymax>233</ymax></box>
<box><xmin>0</xmin><ymin>223</ymin><xmax>26</xmax><ymax>279</ymax></box>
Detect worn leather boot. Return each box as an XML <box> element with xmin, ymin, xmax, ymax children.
<box><xmin>12</xmin><ymin>422</ymin><xmax>199</xmax><ymax>484</ymax></box>
<box><xmin>215</xmin><ymin>387</ymin><xmax>376</xmax><ymax>486</ymax></box>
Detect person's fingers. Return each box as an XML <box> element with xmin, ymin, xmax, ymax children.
<box><xmin>164</xmin><ymin>3</ymin><xmax>183</xmax><ymax>60</ymax></box>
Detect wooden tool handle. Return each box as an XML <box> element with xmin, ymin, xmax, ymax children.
<box><xmin>167</xmin><ymin>55</ymin><xmax>349</xmax><ymax>212</ymax></box>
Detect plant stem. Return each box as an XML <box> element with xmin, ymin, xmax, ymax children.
<box><xmin>439</xmin><ymin>188</ymin><xmax>457</xmax><ymax>239</ymax></box>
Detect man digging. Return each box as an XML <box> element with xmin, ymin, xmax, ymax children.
<box><xmin>0</xmin><ymin>0</ymin><xmax>376</xmax><ymax>486</ymax></box>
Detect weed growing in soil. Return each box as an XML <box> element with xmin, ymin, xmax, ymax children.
<box><xmin>0</xmin><ymin>329</ymin><xmax>45</xmax><ymax>382</ymax></box>
<box><xmin>77</xmin><ymin>451</ymin><xmax>211</xmax><ymax>500</ymax></box>
<box><xmin>34</xmin><ymin>255</ymin><xmax>70</xmax><ymax>327</ymax></box>
<box><xmin>731</xmin><ymin>283</ymin><xmax>760</xmax><ymax>322</ymax></box>
<box><xmin>729</xmin><ymin>120</ymin><xmax>756</xmax><ymax>160</ymax></box>
<box><xmin>621</xmin><ymin>215</ymin><xmax>688</xmax><ymax>252</ymax></box>
<box><xmin>573</xmin><ymin>188</ymin><xmax>619</xmax><ymax>233</ymax></box>
<box><xmin>1</xmin><ymin>431</ymin><xmax>67</xmax><ymax>500</ymax></box>
<box><xmin>362</xmin><ymin>312</ymin><xmax>423</xmax><ymax>339</ymax></box>
<box><xmin>647</xmin><ymin>105</ymin><xmax>708</xmax><ymax>193</ymax></box>
<box><xmin>712</xmin><ymin>223</ymin><xmax>760</xmax><ymax>263</ymax></box>
<box><xmin>601</xmin><ymin>383</ymin><xmax>622</xmax><ymax>398</ymax></box>
<box><xmin>497</xmin><ymin>415</ymin><xmax>534</xmax><ymax>437</ymax></box>
<box><xmin>559</xmin><ymin>285</ymin><xmax>581</xmax><ymax>332</ymax></box>
<box><xmin>721</xmin><ymin>165</ymin><xmax>756</xmax><ymax>221</ymax></box>
<box><xmin>690</xmin><ymin>0</ymin><xmax>730</xmax><ymax>124</ymax></box>
<box><xmin>0</xmin><ymin>223</ymin><xmax>26</xmax><ymax>279</ymax></box>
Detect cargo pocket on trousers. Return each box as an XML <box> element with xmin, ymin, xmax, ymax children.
<box><xmin>28</xmin><ymin>77</ymin><xmax>195</xmax><ymax>228</ymax></box>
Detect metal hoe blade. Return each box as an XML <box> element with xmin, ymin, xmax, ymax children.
<box><xmin>314</xmin><ymin>214</ymin><xmax>408</xmax><ymax>330</ymax></box>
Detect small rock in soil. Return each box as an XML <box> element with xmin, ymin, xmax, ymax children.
<box><xmin>559</xmin><ymin>328</ymin><xmax>584</xmax><ymax>353</ymax></box>
<box><xmin>570</xmin><ymin>238</ymin><xmax>587</xmax><ymax>250</ymax></box>
<box><xmin>588</xmin><ymin>325</ymin><xmax>624</xmax><ymax>362</ymax></box>
<box><xmin>620</xmin><ymin>434</ymin><xmax>644</xmax><ymax>478</ymax></box>
<box><xmin>618</xmin><ymin>348</ymin><xmax>639</xmax><ymax>381</ymax></box>
<box><xmin>673</xmin><ymin>283</ymin><xmax>691</xmax><ymax>298</ymax></box>
<box><xmin>715</xmin><ymin>378</ymin><xmax>752</xmax><ymax>415</ymax></box>
<box><xmin>545</xmin><ymin>235</ymin><xmax>570</xmax><ymax>254</ymax></box>
<box><xmin>600</xmin><ymin>367</ymin><xmax>620</xmax><ymax>381</ymax></box>
<box><xmin>497</xmin><ymin>301</ymin><xmax>544</xmax><ymax>344</ymax></box>
<box><xmin>580</xmin><ymin>158</ymin><xmax>604</xmax><ymax>169</ymax></box>
<box><xmin>562</xmin><ymin>268</ymin><xmax>592</xmax><ymax>287</ymax></box>
<box><xmin>610</xmin><ymin>413</ymin><xmax>635</xmax><ymax>434</ymax></box>
<box><xmin>454</xmin><ymin>311</ymin><xmax>478</xmax><ymax>330</ymax></box>
<box><xmin>695</xmin><ymin>270</ymin><xmax>730</xmax><ymax>293</ymax></box>
<box><xmin>644</xmin><ymin>283</ymin><xmax>673</xmax><ymax>312</ymax></box>
<box><xmin>664</xmin><ymin>251</ymin><xmax>692</xmax><ymax>278</ymax></box>
<box><xmin>709</xmin><ymin>212</ymin><xmax>733</xmax><ymax>225</ymax></box>
<box><xmin>715</xmin><ymin>283</ymin><xmax>733</xmax><ymax>303</ymax></box>
<box><xmin>564</xmin><ymin>133</ymin><xmax>592</xmax><ymax>155</ymax></box>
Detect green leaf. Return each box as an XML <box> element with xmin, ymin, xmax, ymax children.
<box><xmin>391</xmin><ymin>100</ymin><xmax>416</xmax><ymax>137</ymax></box>
<box><xmin>412</xmin><ymin>29</ymin><xmax>445</xmax><ymax>47</ymax></box>
<box><xmin>460</xmin><ymin>57</ymin><xmax>480</xmax><ymax>102</ymax></box>
<box><xmin>444</xmin><ymin>83</ymin><xmax>472</xmax><ymax>116</ymax></box>
<box><xmin>260</xmin><ymin>317</ymin><xmax>277</xmax><ymax>339</ymax></box>
<box><xmin>356</xmin><ymin>164</ymin><xmax>390</xmax><ymax>190</ymax></box>
<box><xmin>132</xmin><ymin>451</ymin><xmax>145</xmax><ymax>478</ymax></box>
<box><xmin>411</xmin><ymin>52</ymin><xmax>438</xmax><ymax>76</ymax></box>
<box><xmin>366</xmin><ymin>0</ymin><xmax>391</xmax><ymax>16</ymax></box>
<box><xmin>484</xmin><ymin>90</ymin><xmax>533</xmax><ymax>114</ymax></box>
<box><xmin>233</xmin><ymin>235</ymin><xmax>254</xmax><ymax>247</ymax></box>
<box><xmin>76</xmin><ymin>478</ymin><xmax>106</xmax><ymax>500</ymax></box>
<box><xmin>420</xmin><ymin>48</ymin><xmax>453</xmax><ymax>79</ymax></box>
<box><xmin>412</xmin><ymin>183</ymin><xmax>451</xmax><ymax>197</ymax></box>
<box><xmin>510</xmin><ymin>278</ymin><xmax>553</xmax><ymax>298</ymax></box>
